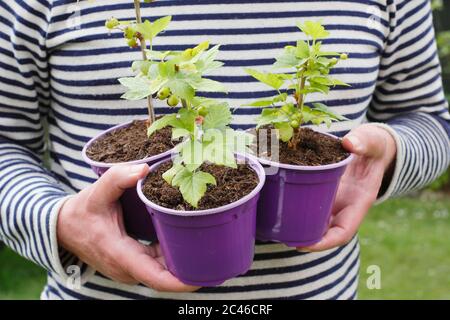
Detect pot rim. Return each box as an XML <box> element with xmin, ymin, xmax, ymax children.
<box><xmin>81</xmin><ymin>118</ymin><xmax>175</xmax><ymax>168</ymax></box>
<box><xmin>136</xmin><ymin>153</ymin><xmax>266</xmax><ymax>217</ymax></box>
<box><xmin>253</xmin><ymin>129</ymin><xmax>355</xmax><ymax>171</ymax></box>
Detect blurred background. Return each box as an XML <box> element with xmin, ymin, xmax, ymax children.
<box><xmin>0</xmin><ymin>1</ymin><xmax>449</xmax><ymax>300</ymax></box>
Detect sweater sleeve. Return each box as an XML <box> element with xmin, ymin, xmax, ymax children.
<box><xmin>0</xmin><ymin>0</ymin><xmax>94</xmax><ymax>284</ymax></box>
<box><xmin>368</xmin><ymin>0</ymin><xmax>450</xmax><ymax>202</ymax></box>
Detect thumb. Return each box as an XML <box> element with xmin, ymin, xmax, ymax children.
<box><xmin>342</xmin><ymin>124</ymin><xmax>387</xmax><ymax>159</ymax></box>
<box><xmin>90</xmin><ymin>164</ymin><xmax>149</xmax><ymax>205</ymax></box>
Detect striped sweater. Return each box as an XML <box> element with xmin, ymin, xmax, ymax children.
<box><xmin>0</xmin><ymin>0</ymin><xmax>449</xmax><ymax>300</ymax></box>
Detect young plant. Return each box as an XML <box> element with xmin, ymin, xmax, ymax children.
<box><xmin>244</xmin><ymin>21</ymin><xmax>349</xmax><ymax>148</ymax></box>
<box><xmin>106</xmin><ymin>0</ymin><xmax>170</xmax><ymax>124</ymax></box>
<box><xmin>156</xmin><ymin>101</ymin><xmax>253</xmax><ymax>208</ymax></box>
<box><xmin>107</xmin><ymin>2</ymin><xmax>252</xmax><ymax>208</ymax></box>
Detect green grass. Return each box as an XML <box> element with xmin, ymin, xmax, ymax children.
<box><xmin>0</xmin><ymin>194</ymin><xmax>449</xmax><ymax>300</ymax></box>
<box><xmin>0</xmin><ymin>247</ymin><xmax>46</xmax><ymax>299</ymax></box>
<box><xmin>358</xmin><ymin>193</ymin><xmax>450</xmax><ymax>300</ymax></box>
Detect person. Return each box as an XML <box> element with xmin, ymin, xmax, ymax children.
<box><xmin>0</xmin><ymin>0</ymin><xmax>449</xmax><ymax>300</ymax></box>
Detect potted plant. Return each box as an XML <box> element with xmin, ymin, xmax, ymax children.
<box><xmin>137</xmin><ymin>99</ymin><xmax>266</xmax><ymax>286</ymax></box>
<box><xmin>244</xmin><ymin>21</ymin><xmax>354</xmax><ymax>247</ymax></box>
<box><xmin>82</xmin><ymin>0</ymin><xmax>227</xmax><ymax>241</ymax></box>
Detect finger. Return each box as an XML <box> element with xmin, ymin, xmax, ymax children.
<box><xmin>342</xmin><ymin>124</ymin><xmax>388</xmax><ymax>159</ymax></box>
<box><xmin>116</xmin><ymin>239</ymin><xmax>199</xmax><ymax>293</ymax></box>
<box><xmin>298</xmin><ymin>201</ymin><xmax>370</xmax><ymax>252</ymax></box>
<box><xmin>89</xmin><ymin>164</ymin><xmax>149</xmax><ymax>205</ymax></box>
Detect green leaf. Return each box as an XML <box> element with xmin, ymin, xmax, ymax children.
<box><xmin>168</xmin><ymin>79</ymin><xmax>195</xmax><ymax>101</ymax></box>
<box><xmin>274</xmin><ymin>122</ymin><xmax>294</xmax><ymax>142</ymax></box>
<box><xmin>136</xmin><ymin>16</ymin><xmax>172</xmax><ymax>41</ymax></box>
<box><xmin>244</xmin><ymin>93</ymin><xmax>288</xmax><ymax>107</ymax></box>
<box><xmin>172</xmin><ymin>168</ymin><xmax>216</xmax><ymax>208</ymax></box>
<box><xmin>118</xmin><ymin>77</ymin><xmax>152</xmax><ymax>100</ymax></box>
<box><xmin>296</xmin><ymin>40</ymin><xmax>310</xmax><ymax>58</ymax></box>
<box><xmin>202</xmin><ymin>129</ymin><xmax>237</xmax><ymax>168</ymax></box>
<box><xmin>256</xmin><ymin>108</ymin><xmax>289</xmax><ymax>128</ymax></box>
<box><xmin>172</xmin><ymin>127</ymin><xmax>190</xmax><ymax>140</ymax></box>
<box><xmin>297</xmin><ymin>21</ymin><xmax>329</xmax><ymax>40</ymax></box>
<box><xmin>311</xmin><ymin>103</ymin><xmax>348</xmax><ymax>121</ymax></box>
<box><xmin>188</xmin><ymin>78</ymin><xmax>227</xmax><ymax>93</ymax></box>
<box><xmin>274</xmin><ymin>46</ymin><xmax>300</xmax><ymax>68</ymax></box>
<box><xmin>196</xmin><ymin>45</ymin><xmax>223</xmax><ymax>73</ymax></box>
<box><xmin>310</xmin><ymin>76</ymin><xmax>334</xmax><ymax>86</ymax></box>
<box><xmin>119</xmin><ymin>76</ymin><xmax>166</xmax><ymax>101</ymax></box>
<box><xmin>177</xmin><ymin>108</ymin><xmax>197</xmax><ymax>133</ymax></box>
<box><xmin>147</xmin><ymin>114</ymin><xmax>178</xmax><ymax>137</ymax></box>
<box><xmin>162</xmin><ymin>162</ymin><xmax>184</xmax><ymax>184</ymax></box>
<box><xmin>191</xmin><ymin>41</ymin><xmax>210</xmax><ymax>57</ymax></box>
<box><xmin>131</xmin><ymin>60</ymin><xmax>153</xmax><ymax>75</ymax></box>
<box><xmin>245</xmin><ymin>68</ymin><xmax>284</xmax><ymax>90</ymax></box>
<box><xmin>181</xmin><ymin>139</ymin><xmax>204</xmax><ymax>171</ymax></box>
<box><xmin>203</xmin><ymin>103</ymin><xmax>232</xmax><ymax>130</ymax></box>
<box><xmin>330</xmin><ymin>78</ymin><xmax>351</xmax><ymax>87</ymax></box>
<box><xmin>144</xmin><ymin>50</ymin><xmax>174</xmax><ymax>61</ymax></box>
<box><xmin>151</xmin><ymin>16</ymin><xmax>172</xmax><ymax>39</ymax></box>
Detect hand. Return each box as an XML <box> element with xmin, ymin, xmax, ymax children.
<box><xmin>57</xmin><ymin>164</ymin><xmax>198</xmax><ymax>292</ymax></box>
<box><xmin>297</xmin><ymin>124</ymin><xmax>397</xmax><ymax>252</ymax></box>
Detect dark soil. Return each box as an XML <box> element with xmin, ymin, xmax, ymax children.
<box><xmin>257</xmin><ymin>126</ymin><xmax>349</xmax><ymax>166</ymax></box>
<box><xmin>86</xmin><ymin>120</ymin><xmax>177</xmax><ymax>163</ymax></box>
<box><xmin>142</xmin><ymin>161</ymin><xmax>259</xmax><ymax>211</ymax></box>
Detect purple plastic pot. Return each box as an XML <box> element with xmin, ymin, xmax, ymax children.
<box><xmin>82</xmin><ymin>119</ymin><xmax>174</xmax><ymax>242</ymax></box>
<box><xmin>256</xmin><ymin>132</ymin><xmax>354</xmax><ymax>247</ymax></box>
<box><xmin>137</xmin><ymin>154</ymin><xmax>266</xmax><ymax>287</ymax></box>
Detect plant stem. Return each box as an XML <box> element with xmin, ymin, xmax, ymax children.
<box><xmin>134</xmin><ymin>0</ymin><xmax>155</xmax><ymax>124</ymax></box>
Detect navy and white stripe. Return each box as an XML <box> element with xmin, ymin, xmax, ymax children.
<box><xmin>1</xmin><ymin>0</ymin><xmax>449</xmax><ymax>300</ymax></box>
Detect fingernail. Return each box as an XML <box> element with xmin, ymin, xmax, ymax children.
<box><xmin>347</xmin><ymin>135</ymin><xmax>362</xmax><ymax>152</ymax></box>
<box><xmin>297</xmin><ymin>248</ymin><xmax>311</xmax><ymax>253</ymax></box>
<box><xmin>129</xmin><ymin>164</ymin><xmax>147</xmax><ymax>176</ymax></box>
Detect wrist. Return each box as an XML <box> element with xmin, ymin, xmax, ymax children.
<box><xmin>56</xmin><ymin>195</ymin><xmax>77</xmax><ymax>251</ymax></box>
<box><xmin>369</xmin><ymin>124</ymin><xmax>397</xmax><ymax>172</ymax></box>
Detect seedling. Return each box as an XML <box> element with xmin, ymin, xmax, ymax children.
<box><xmin>107</xmin><ymin>0</ymin><xmax>252</xmax><ymax>208</ymax></box>
<box><xmin>245</xmin><ymin>21</ymin><xmax>349</xmax><ymax>149</ymax></box>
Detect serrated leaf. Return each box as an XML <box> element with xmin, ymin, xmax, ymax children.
<box><xmin>162</xmin><ymin>163</ymin><xmax>184</xmax><ymax>184</ymax></box>
<box><xmin>310</xmin><ymin>76</ymin><xmax>334</xmax><ymax>86</ymax></box>
<box><xmin>177</xmin><ymin>108</ymin><xmax>197</xmax><ymax>133</ymax></box>
<box><xmin>181</xmin><ymin>139</ymin><xmax>204</xmax><ymax>171</ymax></box>
<box><xmin>330</xmin><ymin>78</ymin><xmax>351</xmax><ymax>87</ymax></box>
<box><xmin>136</xmin><ymin>16</ymin><xmax>172</xmax><ymax>41</ymax></box>
<box><xmin>274</xmin><ymin>122</ymin><xmax>294</xmax><ymax>142</ymax></box>
<box><xmin>147</xmin><ymin>114</ymin><xmax>178</xmax><ymax>137</ymax></box>
<box><xmin>131</xmin><ymin>60</ymin><xmax>153</xmax><ymax>75</ymax></box>
<box><xmin>172</xmin><ymin>168</ymin><xmax>216</xmax><ymax>208</ymax></box>
<box><xmin>244</xmin><ymin>93</ymin><xmax>289</xmax><ymax>107</ymax></box>
<box><xmin>172</xmin><ymin>127</ymin><xmax>190</xmax><ymax>140</ymax></box>
<box><xmin>274</xmin><ymin>46</ymin><xmax>300</xmax><ymax>68</ymax></box>
<box><xmin>196</xmin><ymin>45</ymin><xmax>223</xmax><ymax>73</ymax></box>
<box><xmin>192</xmin><ymin>41</ymin><xmax>210</xmax><ymax>57</ymax></box>
<box><xmin>256</xmin><ymin>108</ymin><xmax>289</xmax><ymax>128</ymax></box>
<box><xmin>311</xmin><ymin>103</ymin><xmax>348</xmax><ymax>121</ymax></box>
<box><xmin>245</xmin><ymin>68</ymin><xmax>284</xmax><ymax>90</ymax></box>
<box><xmin>121</xmin><ymin>89</ymin><xmax>152</xmax><ymax>100</ymax></box>
<box><xmin>144</xmin><ymin>50</ymin><xmax>174</xmax><ymax>61</ymax></box>
<box><xmin>296</xmin><ymin>40</ymin><xmax>310</xmax><ymax>58</ymax></box>
<box><xmin>203</xmin><ymin>103</ymin><xmax>232</xmax><ymax>130</ymax></box>
<box><xmin>202</xmin><ymin>129</ymin><xmax>237</xmax><ymax>168</ymax></box>
<box><xmin>189</xmin><ymin>78</ymin><xmax>227</xmax><ymax>93</ymax></box>
<box><xmin>151</xmin><ymin>16</ymin><xmax>172</xmax><ymax>38</ymax></box>
<box><xmin>297</xmin><ymin>21</ymin><xmax>329</xmax><ymax>40</ymax></box>
<box><xmin>168</xmin><ymin>79</ymin><xmax>195</xmax><ymax>101</ymax></box>
<box><xmin>119</xmin><ymin>76</ymin><xmax>166</xmax><ymax>101</ymax></box>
